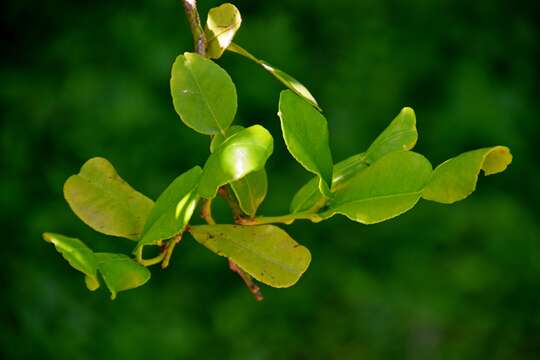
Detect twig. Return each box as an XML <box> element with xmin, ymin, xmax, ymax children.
<box><xmin>218</xmin><ymin>185</ymin><xmax>244</xmax><ymax>221</ymax></box>
<box><xmin>181</xmin><ymin>0</ymin><xmax>206</xmax><ymax>56</ymax></box>
<box><xmin>228</xmin><ymin>259</ymin><xmax>264</xmax><ymax>301</ymax></box>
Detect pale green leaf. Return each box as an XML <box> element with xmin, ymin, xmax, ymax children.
<box><xmin>322</xmin><ymin>151</ymin><xmax>433</xmax><ymax>224</ymax></box>
<box><xmin>63</xmin><ymin>157</ymin><xmax>154</xmax><ymax>240</ymax></box>
<box><xmin>205</xmin><ymin>3</ymin><xmax>242</xmax><ymax>59</ymax></box>
<box><xmin>209</xmin><ymin>125</ymin><xmax>244</xmax><ymax>153</ymax></box>
<box><xmin>279</xmin><ymin>90</ymin><xmax>333</xmax><ymax>196</ymax></box>
<box><xmin>423</xmin><ymin>146</ymin><xmax>512</xmax><ymax>204</ymax></box>
<box><xmin>198</xmin><ymin>125</ymin><xmax>273</xmax><ymax>198</ymax></box>
<box><xmin>139</xmin><ymin>166</ymin><xmax>202</xmax><ymax>246</ymax></box>
<box><xmin>170</xmin><ymin>52</ymin><xmax>237</xmax><ymax>135</ymax></box>
<box><xmin>228</xmin><ymin>43</ymin><xmax>320</xmax><ymax>109</ymax></box>
<box><xmin>42</xmin><ymin>232</ymin><xmax>100</xmax><ymax>291</ymax></box>
<box><xmin>189</xmin><ymin>224</ymin><xmax>311</xmax><ymax>288</ymax></box>
<box><xmin>95</xmin><ymin>253</ymin><xmax>151</xmax><ymax>300</ymax></box>
<box><xmin>230</xmin><ymin>169</ymin><xmax>267</xmax><ymax>217</ymax></box>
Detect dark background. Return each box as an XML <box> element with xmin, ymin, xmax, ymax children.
<box><xmin>1</xmin><ymin>0</ymin><xmax>539</xmax><ymax>358</ymax></box>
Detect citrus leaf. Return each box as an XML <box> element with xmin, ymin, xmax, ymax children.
<box><xmin>189</xmin><ymin>224</ymin><xmax>311</xmax><ymax>288</ymax></box>
<box><xmin>228</xmin><ymin>42</ymin><xmax>320</xmax><ymax>109</ymax></box>
<box><xmin>423</xmin><ymin>146</ymin><xmax>512</xmax><ymax>204</ymax></box>
<box><xmin>138</xmin><ymin>166</ymin><xmax>202</xmax><ymax>246</ymax></box>
<box><xmin>95</xmin><ymin>253</ymin><xmax>151</xmax><ymax>300</ymax></box>
<box><xmin>290</xmin><ymin>107</ymin><xmax>418</xmax><ymax>213</ymax></box>
<box><xmin>198</xmin><ymin>125</ymin><xmax>273</xmax><ymax>198</ymax></box>
<box><xmin>63</xmin><ymin>157</ymin><xmax>154</xmax><ymax>240</ymax></box>
<box><xmin>205</xmin><ymin>3</ymin><xmax>242</xmax><ymax>59</ymax></box>
<box><xmin>42</xmin><ymin>232</ymin><xmax>100</xmax><ymax>291</ymax></box>
<box><xmin>230</xmin><ymin>169</ymin><xmax>267</xmax><ymax>217</ymax></box>
<box><xmin>170</xmin><ymin>52</ymin><xmax>237</xmax><ymax>135</ymax></box>
<box><xmin>210</xmin><ymin>125</ymin><xmax>267</xmax><ymax>216</ymax></box>
<box><xmin>322</xmin><ymin>151</ymin><xmax>433</xmax><ymax>224</ymax></box>
<box><xmin>279</xmin><ymin>90</ymin><xmax>333</xmax><ymax>196</ymax></box>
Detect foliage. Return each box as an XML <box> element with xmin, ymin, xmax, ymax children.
<box><xmin>42</xmin><ymin>1</ymin><xmax>511</xmax><ymax>300</ymax></box>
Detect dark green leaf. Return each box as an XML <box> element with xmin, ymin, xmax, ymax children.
<box><xmin>170</xmin><ymin>52</ymin><xmax>237</xmax><ymax>135</ymax></box>
<box><xmin>95</xmin><ymin>253</ymin><xmax>151</xmax><ymax>300</ymax></box>
<box><xmin>139</xmin><ymin>166</ymin><xmax>202</xmax><ymax>246</ymax></box>
<box><xmin>423</xmin><ymin>146</ymin><xmax>512</xmax><ymax>203</ymax></box>
<box><xmin>205</xmin><ymin>3</ymin><xmax>242</xmax><ymax>59</ymax></box>
<box><xmin>198</xmin><ymin>125</ymin><xmax>273</xmax><ymax>198</ymax></box>
<box><xmin>228</xmin><ymin>43</ymin><xmax>320</xmax><ymax>109</ymax></box>
<box><xmin>189</xmin><ymin>224</ymin><xmax>311</xmax><ymax>288</ymax></box>
<box><xmin>279</xmin><ymin>90</ymin><xmax>333</xmax><ymax>195</ymax></box>
<box><xmin>63</xmin><ymin>157</ymin><xmax>154</xmax><ymax>240</ymax></box>
<box><xmin>42</xmin><ymin>232</ymin><xmax>100</xmax><ymax>291</ymax></box>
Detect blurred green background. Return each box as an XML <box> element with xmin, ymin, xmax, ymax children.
<box><xmin>1</xmin><ymin>0</ymin><xmax>539</xmax><ymax>358</ymax></box>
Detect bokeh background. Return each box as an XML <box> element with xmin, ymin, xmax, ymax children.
<box><xmin>2</xmin><ymin>0</ymin><xmax>539</xmax><ymax>358</ymax></box>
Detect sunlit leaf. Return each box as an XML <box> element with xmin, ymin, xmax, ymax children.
<box><xmin>228</xmin><ymin>43</ymin><xmax>320</xmax><ymax>109</ymax></box>
<box><xmin>290</xmin><ymin>107</ymin><xmax>418</xmax><ymax>213</ymax></box>
<box><xmin>279</xmin><ymin>90</ymin><xmax>333</xmax><ymax>196</ymax></box>
<box><xmin>63</xmin><ymin>157</ymin><xmax>154</xmax><ymax>240</ymax></box>
<box><xmin>423</xmin><ymin>146</ymin><xmax>512</xmax><ymax>204</ymax></box>
<box><xmin>95</xmin><ymin>253</ymin><xmax>151</xmax><ymax>300</ymax></box>
<box><xmin>42</xmin><ymin>232</ymin><xmax>100</xmax><ymax>291</ymax></box>
<box><xmin>211</xmin><ymin>125</ymin><xmax>267</xmax><ymax>216</ymax></box>
<box><xmin>205</xmin><ymin>3</ymin><xmax>242</xmax><ymax>59</ymax></box>
<box><xmin>189</xmin><ymin>224</ymin><xmax>311</xmax><ymax>288</ymax></box>
<box><xmin>170</xmin><ymin>52</ymin><xmax>237</xmax><ymax>135</ymax></box>
<box><xmin>321</xmin><ymin>151</ymin><xmax>433</xmax><ymax>224</ymax></box>
<box><xmin>138</xmin><ymin>166</ymin><xmax>202</xmax><ymax>246</ymax></box>
<box><xmin>198</xmin><ymin>125</ymin><xmax>273</xmax><ymax>198</ymax></box>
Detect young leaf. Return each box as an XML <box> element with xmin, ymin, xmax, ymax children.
<box><xmin>170</xmin><ymin>52</ymin><xmax>237</xmax><ymax>135</ymax></box>
<box><xmin>138</xmin><ymin>166</ymin><xmax>202</xmax><ymax>246</ymax></box>
<box><xmin>279</xmin><ymin>90</ymin><xmax>333</xmax><ymax>196</ymax></box>
<box><xmin>290</xmin><ymin>107</ymin><xmax>418</xmax><ymax>213</ymax></box>
<box><xmin>63</xmin><ymin>157</ymin><xmax>154</xmax><ymax>240</ymax></box>
<box><xmin>42</xmin><ymin>232</ymin><xmax>100</xmax><ymax>291</ymax></box>
<box><xmin>322</xmin><ymin>151</ymin><xmax>433</xmax><ymax>224</ymax></box>
<box><xmin>95</xmin><ymin>253</ymin><xmax>151</xmax><ymax>300</ymax></box>
<box><xmin>210</xmin><ymin>125</ymin><xmax>267</xmax><ymax>216</ymax></box>
<box><xmin>423</xmin><ymin>146</ymin><xmax>512</xmax><ymax>204</ymax></box>
<box><xmin>205</xmin><ymin>3</ymin><xmax>242</xmax><ymax>59</ymax></box>
<box><xmin>228</xmin><ymin>43</ymin><xmax>320</xmax><ymax>110</ymax></box>
<box><xmin>189</xmin><ymin>224</ymin><xmax>311</xmax><ymax>288</ymax></box>
<box><xmin>198</xmin><ymin>125</ymin><xmax>273</xmax><ymax>198</ymax></box>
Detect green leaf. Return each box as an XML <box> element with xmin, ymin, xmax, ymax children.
<box><xmin>290</xmin><ymin>153</ymin><xmax>368</xmax><ymax>213</ymax></box>
<box><xmin>322</xmin><ymin>151</ymin><xmax>433</xmax><ymax>224</ymax></box>
<box><xmin>210</xmin><ymin>125</ymin><xmax>267</xmax><ymax>216</ymax></box>
<box><xmin>170</xmin><ymin>52</ymin><xmax>237</xmax><ymax>135</ymax></box>
<box><xmin>364</xmin><ymin>107</ymin><xmax>418</xmax><ymax>163</ymax></box>
<box><xmin>228</xmin><ymin>43</ymin><xmax>320</xmax><ymax>110</ymax></box>
<box><xmin>189</xmin><ymin>224</ymin><xmax>311</xmax><ymax>288</ymax></box>
<box><xmin>279</xmin><ymin>90</ymin><xmax>333</xmax><ymax>196</ymax></box>
<box><xmin>138</xmin><ymin>166</ymin><xmax>202</xmax><ymax>246</ymax></box>
<box><xmin>95</xmin><ymin>253</ymin><xmax>151</xmax><ymax>300</ymax></box>
<box><xmin>42</xmin><ymin>232</ymin><xmax>100</xmax><ymax>291</ymax></box>
<box><xmin>423</xmin><ymin>146</ymin><xmax>512</xmax><ymax>204</ymax></box>
<box><xmin>230</xmin><ymin>169</ymin><xmax>268</xmax><ymax>217</ymax></box>
<box><xmin>205</xmin><ymin>3</ymin><xmax>242</xmax><ymax>59</ymax></box>
<box><xmin>63</xmin><ymin>157</ymin><xmax>154</xmax><ymax>240</ymax></box>
<box><xmin>290</xmin><ymin>107</ymin><xmax>418</xmax><ymax>213</ymax></box>
<box><xmin>198</xmin><ymin>125</ymin><xmax>273</xmax><ymax>198</ymax></box>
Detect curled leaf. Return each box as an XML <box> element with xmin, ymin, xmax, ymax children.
<box><xmin>63</xmin><ymin>157</ymin><xmax>153</xmax><ymax>240</ymax></box>
<box><xmin>422</xmin><ymin>146</ymin><xmax>512</xmax><ymax>204</ymax></box>
<box><xmin>205</xmin><ymin>3</ymin><xmax>242</xmax><ymax>59</ymax></box>
<box><xmin>95</xmin><ymin>253</ymin><xmax>151</xmax><ymax>300</ymax></box>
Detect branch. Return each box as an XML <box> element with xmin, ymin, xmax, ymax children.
<box><xmin>229</xmin><ymin>259</ymin><xmax>264</xmax><ymax>301</ymax></box>
<box><xmin>182</xmin><ymin>0</ymin><xmax>206</xmax><ymax>56</ymax></box>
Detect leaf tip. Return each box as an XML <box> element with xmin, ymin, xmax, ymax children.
<box><xmin>483</xmin><ymin>146</ymin><xmax>512</xmax><ymax>176</ymax></box>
